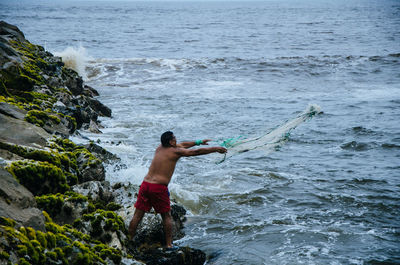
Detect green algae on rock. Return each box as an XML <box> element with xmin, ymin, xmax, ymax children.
<box><xmin>34</xmin><ymin>191</ymin><xmax>101</xmax><ymax>227</ymax></box>
<box><xmin>7</xmin><ymin>160</ymin><xmax>70</xmax><ymax>196</ymax></box>
<box><xmin>1</xmin><ymin>21</ymin><xmax>111</xmax><ymax>136</ymax></box>
<box><xmin>0</xmin><ymin>214</ymin><xmax>124</xmax><ymax>265</ymax></box>
<box><xmin>1</xmin><ymin>137</ymin><xmax>105</xmax><ymax>194</ymax></box>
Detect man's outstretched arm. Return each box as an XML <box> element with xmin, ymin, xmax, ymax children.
<box><xmin>177</xmin><ymin>139</ymin><xmax>212</xmax><ymax>149</ymax></box>
<box><xmin>176</xmin><ymin>146</ymin><xmax>227</xmax><ymax>157</ymax></box>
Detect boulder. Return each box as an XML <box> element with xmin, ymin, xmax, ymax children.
<box><xmin>0</xmin><ymin>167</ymin><xmax>45</xmax><ymax>231</ymax></box>
<box><xmin>133</xmin><ymin>247</ymin><xmax>206</xmax><ymax>265</ymax></box>
<box><xmin>0</xmin><ymin>21</ymin><xmax>25</xmax><ymax>42</ymax></box>
<box><xmin>62</xmin><ymin>67</ymin><xmax>84</xmax><ymax>95</ymax></box>
<box><xmin>72</xmin><ymin>181</ymin><xmax>114</xmax><ymax>203</ymax></box>
<box><xmin>0</xmin><ymin>102</ymin><xmax>27</xmax><ymax>120</ymax></box>
<box><xmin>0</xmin><ymin>149</ymin><xmax>23</xmax><ymax>161</ymax></box>
<box><xmin>76</xmin><ymin>153</ymin><xmax>106</xmax><ymax>182</ymax></box>
<box><xmin>83</xmin><ymin>85</ymin><xmax>100</xmax><ymax>97</ymax></box>
<box><xmin>123</xmin><ymin>203</ymin><xmax>186</xmax><ymax>248</ymax></box>
<box><xmin>0</xmin><ymin>113</ymin><xmax>50</xmax><ymax>149</ymax></box>
<box><xmin>83</xmin><ymin>142</ymin><xmax>121</xmax><ymax>164</ymax></box>
<box><xmin>87</xmin><ymin>97</ymin><xmax>112</xmax><ymax>117</ymax></box>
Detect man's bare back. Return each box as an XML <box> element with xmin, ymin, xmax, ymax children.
<box><xmin>143</xmin><ymin>145</ymin><xmax>181</xmax><ymax>185</ymax></box>
<box><xmin>143</xmin><ymin>134</ymin><xmax>227</xmax><ymax>186</ymax></box>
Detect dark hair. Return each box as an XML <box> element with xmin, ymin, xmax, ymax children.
<box><xmin>161</xmin><ymin>131</ymin><xmax>174</xmax><ymax>147</ymax></box>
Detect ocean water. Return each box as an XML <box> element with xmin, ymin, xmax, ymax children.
<box><xmin>1</xmin><ymin>0</ymin><xmax>400</xmax><ymax>264</ymax></box>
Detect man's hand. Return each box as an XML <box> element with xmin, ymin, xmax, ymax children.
<box><xmin>216</xmin><ymin>147</ymin><xmax>227</xmax><ymax>153</ymax></box>
<box><xmin>201</xmin><ymin>139</ymin><xmax>212</xmax><ymax>145</ymax></box>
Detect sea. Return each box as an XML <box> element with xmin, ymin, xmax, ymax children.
<box><xmin>1</xmin><ymin>0</ymin><xmax>399</xmax><ymax>264</ymax></box>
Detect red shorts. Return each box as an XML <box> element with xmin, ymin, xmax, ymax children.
<box><xmin>134</xmin><ymin>181</ymin><xmax>171</xmax><ymax>213</ymax></box>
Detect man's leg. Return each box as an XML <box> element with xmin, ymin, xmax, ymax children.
<box><xmin>161</xmin><ymin>211</ymin><xmax>173</xmax><ymax>248</ymax></box>
<box><xmin>128</xmin><ymin>208</ymin><xmax>145</xmax><ymax>240</ymax></box>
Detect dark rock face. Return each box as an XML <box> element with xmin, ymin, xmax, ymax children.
<box><xmin>132</xmin><ymin>246</ymin><xmax>206</xmax><ymax>265</ymax></box>
<box><xmin>0</xmin><ymin>21</ymin><xmax>25</xmax><ymax>43</ymax></box>
<box><xmin>0</xmin><ymin>167</ymin><xmax>45</xmax><ymax>231</ymax></box>
<box><xmin>0</xmin><ymin>20</ymin><xmax>111</xmax><ymax>136</ymax></box>
<box><xmin>84</xmin><ymin>142</ymin><xmax>121</xmax><ymax>164</ymax></box>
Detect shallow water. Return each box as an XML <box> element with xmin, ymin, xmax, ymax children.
<box><xmin>1</xmin><ymin>0</ymin><xmax>400</xmax><ymax>264</ymax></box>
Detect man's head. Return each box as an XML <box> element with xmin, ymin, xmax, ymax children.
<box><xmin>161</xmin><ymin>131</ymin><xmax>176</xmax><ymax>147</ymax></box>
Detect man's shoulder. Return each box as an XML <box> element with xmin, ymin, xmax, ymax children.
<box><xmin>156</xmin><ymin>146</ymin><xmax>182</xmax><ymax>155</ymax></box>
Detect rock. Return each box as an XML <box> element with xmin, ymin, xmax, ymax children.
<box><xmin>0</xmin><ymin>149</ymin><xmax>24</xmax><ymax>161</ymax></box>
<box><xmin>0</xmin><ymin>37</ymin><xmax>21</xmax><ymax>62</ymax></box>
<box><xmin>0</xmin><ymin>21</ymin><xmax>110</xmax><ymax>133</ymax></box>
<box><xmin>72</xmin><ymin>181</ymin><xmax>114</xmax><ymax>203</ymax></box>
<box><xmin>0</xmin><ymin>21</ymin><xmax>25</xmax><ymax>42</ymax></box>
<box><xmin>132</xmin><ymin>246</ymin><xmax>206</xmax><ymax>265</ymax></box>
<box><xmin>87</xmin><ymin>97</ymin><xmax>112</xmax><ymax>117</ymax></box>
<box><xmin>88</xmin><ymin>119</ymin><xmax>102</xmax><ymax>133</ymax></box>
<box><xmin>77</xmin><ymin>209</ymin><xmax>127</xmax><ymax>245</ymax></box>
<box><xmin>110</xmin><ymin>231</ymin><xmax>123</xmax><ymax>250</ymax></box>
<box><xmin>62</xmin><ymin>67</ymin><xmax>84</xmax><ymax>95</ymax></box>
<box><xmin>83</xmin><ymin>142</ymin><xmax>120</xmax><ymax>164</ymax></box>
<box><xmin>83</xmin><ymin>85</ymin><xmax>100</xmax><ymax>97</ymax></box>
<box><xmin>126</xmin><ymin>203</ymin><xmax>186</xmax><ymax>248</ymax></box>
<box><xmin>0</xmin><ymin>102</ymin><xmax>27</xmax><ymax>120</ymax></box>
<box><xmin>0</xmin><ymin>113</ymin><xmax>50</xmax><ymax>149</ymax></box>
<box><xmin>52</xmin><ymin>100</ymin><xmax>67</xmax><ymax>113</ymax></box>
<box><xmin>42</xmin><ymin>116</ymin><xmax>71</xmax><ymax>138</ymax></box>
<box><xmin>121</xmin><ymin>258</ymin><xmax>145</xmax><ymax>265</ymax></box>
<box><xmin>75</xmin><ymin>152</ymin><xmax>105</xmax><ymax>183</ymax></box>
<box><xmin>37</xmin><ymin>193</ymin><xmax>90</xmax><ymax>226</ymax></box>
<box><xmin>0</xmin><ymin>167</ymin><xmax>45</xmax><ymax>231</ymax></box>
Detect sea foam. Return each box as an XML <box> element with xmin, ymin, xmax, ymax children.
<box><xmin>54</xmin><ymin>45</ymin><xmax>91</xmax><ymax>80</ymax></box>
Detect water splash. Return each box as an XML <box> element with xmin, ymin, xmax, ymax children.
<box><xmin>54</xmin><ymin>45</ymin><xmax>91</xmax><ymax>80</ymax></box>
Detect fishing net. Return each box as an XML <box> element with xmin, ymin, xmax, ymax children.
<box><xmin>217</xmin><ymin>104</ymin><xmax>322</xmax><ymax>163</ymax></box>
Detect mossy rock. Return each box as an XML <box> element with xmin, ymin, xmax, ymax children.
<box><xmin>80</xmin><ymin>209</ymin><xmax>127</xmax><ymax>245</ymax></box>
<box><xmin>0</xmin><ymin>216</ymin><xmax>17</xmax><ymax>227</ymax></box>
<box><xmin>2</xmin><ymin>136</ymin><xmax>109</xmax><ymax>195</ymax></box>
<box><xmin>35</xmin><ymin>192</ymin><xmax>89</xmax><ymax>225</ymax></box>
<box><xmin>0</xmin><ymin>212</ymin><xmax>124</xmax><ymax>265</ymax></box>
<box><xmin>25</xmin><ymin>109</ymin><xmax>61</xmax><ymax>127</ymax></box>
<box><xmin>50</xmin><ymin>137</ymin><xmax>104</xmax><ymax>183</ymax></box>
<box><xmin>6</xmin><ymin>160</ymin><xmax>69</xmax><ymax>196</ymax></box>
<box><xmin>0</xmin><ymin>66</ymin><xmax>36</xmax><ymax>93</ymax></box>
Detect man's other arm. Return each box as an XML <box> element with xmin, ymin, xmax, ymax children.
<box><xmin>177</xmin><ymin>139</ymin><xmax>212</xmax><ymax>149</ymax></box>
<box><xmin>175</xmin><ymin>146</ymin><xmax>227</xmax><ymax>157</ymax></box>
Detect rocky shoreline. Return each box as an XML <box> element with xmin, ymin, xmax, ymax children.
<box><xmin>0</xmin><ymin>21</ymin><xmax>206</xmax><ymax>265</ymax></box>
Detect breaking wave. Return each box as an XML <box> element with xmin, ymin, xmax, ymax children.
<box><xmin>54</xmin><ymin>45</ymin><xmax>91</xmax><ymax>80</ymax></box>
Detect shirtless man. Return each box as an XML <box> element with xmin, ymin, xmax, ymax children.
<box><xmin>128</xmin><ymin>131</ymin><xmax>227</xmax><ymax>249</ymax></box>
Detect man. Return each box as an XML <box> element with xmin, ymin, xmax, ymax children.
<box><xmin>128</xmin><ymin>131</ymin><xmax>227</xmax><ymax>250</ymax></box>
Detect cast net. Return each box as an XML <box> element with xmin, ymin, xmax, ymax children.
<box><xmin>217</xmin><ymin>104</ymin><xmax>322</xmax><ymax>163</ymax></box>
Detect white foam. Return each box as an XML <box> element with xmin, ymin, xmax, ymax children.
<box><xmin>54</xmin><ymin>45</ymin><xmax>91</xmax><ymax>80</ymax></box>
<box><xmin>169</xmin><ymin>183</ymin><xmax>201</xmax><ymax>209</ymax></box>
<box><xmin>105</xmin><ymin>163</ymin><xmax>147</xmax><ymax>186</ymax></box>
